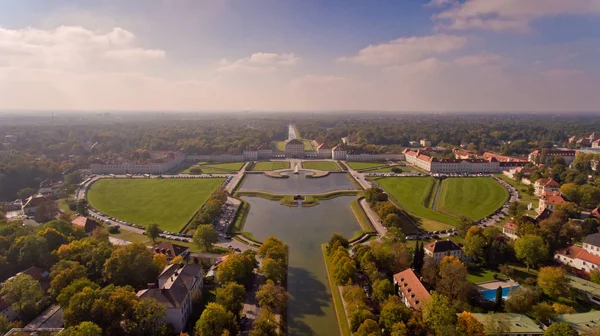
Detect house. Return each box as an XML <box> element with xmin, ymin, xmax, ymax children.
<box><xmin>420</xmin><ymin>139</ymin><xmax>431</xmax><ymax>147</ymax></box>
<box><xmin>38</xmin><ymin>179</ymin><xmax>62</xmax><ymax>197</ymax></box>
<box><xmin>468</xmin><ymin>313</ymin><xmax>544</xmax><ymax>335</ymax></box>
<box><xmin>590</xmin><ymin>208</ymin><xmax>600</xmax><ymax>219</ymax></box>
<box><xmin>593</xmin><ymin>139</ymin><xmax>600</xmax><ymax>149</ymax></box>
<box><xmin>528</xmin><ymin>149</ymin><xmax>576</xmax><ymax>165</ymax></box>
<box><xmin>555</xmin><ymin>234</ymin><xmax>600</xmax><ymax>273</ymax></box>
<box><xmin>424</xmin><ymin>240</ymin><xmax>464</xmax><ymax>263</ymax></box>
<box><xmin>504</xmin><ymin>167</ymin><xmax>536</xmax><ymax>182</ymax></box>
<box><xmin>553</xmin><ymin>311</ymin><xmax>600</xmax><ymax>335</ymax></box>
<box><xmin>534</xmin><ymin>178</ymin><xmax>561</xmax><ymax>196</ymax></box>
<box><xmin>317</xmin><ymin>143</ymin><xmax>332</xmax><ymax>159</ymax></box>
<box><xmin>503</xmin><ymin>221</ymin><xmax>519</xmax><ymax>240</ymax></box>
<box><xmin>71</xmin><ymin>216</ymin><xmax>101</xmax><ymax>235</ymax></box>
<box><xmin>538</xmin><ymin>193</ymin><xmax>566</xmax><ymax>214</ymax></box>
<box><xmin>136</xmin><ymin>264</ymin><xmax>203</xmax><ymax>332</ymax></box>
<box><xmin>392</xmin><ymin>269</ymin><xmax>430</xmax><ymax>310</ymax></box>
<box><xmin>21</xmin><ymin>195</ymin><xmax>51</xmax><ymax>216</ymax></box>
<box><xmin>152</xmin><ymin>242</ymin><xmax>189</xmax><ymax>262</ymax></box>
<box><xmin>1</xmin><ymin>267</ymin><xmax>50</xmax><ymax>321</ymax></box>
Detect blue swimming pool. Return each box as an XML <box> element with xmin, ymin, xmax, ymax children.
<box><xmin>481</xmin><ymin>286</ymin><xmax>519</xmax><ymax>301</ymax></box>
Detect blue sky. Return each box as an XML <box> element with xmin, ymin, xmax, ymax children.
<box><xmin>0</xmin><ymin>0</ymin><xmax>599</xmax><ymax>112</ymax></box>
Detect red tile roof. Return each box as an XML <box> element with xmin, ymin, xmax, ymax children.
<box><xmin>393</xmin><ymin>269</ymin><xmax>430</xmax><ymax>310</ymax></box>
<box><xmin>536</xmin><ymin>178</ymin><xmax>561</xmax><ymax>188</ymax></box>
<box><xmin>504</xmin><ymin>221</ymin><xmax>517</xmax><ymax>231</ymax></box>
<box><xmin>71</xmin><ymin>216</ymin><xmax>101</xmax><ymax>233</ymax></box>
<box><xmin>542</xmin><ymin>194</ymin><xmax>566</xmax><ymax>205</ymax></box>
<box><xmin>557</xmin><ymin>245</ymin><xmax>600</xmax><ymax>267</ymax></box>
<box><xmin>424</xmin><ymin>240</ymin><xmax>462</xmax><ymax>253</ymax></box>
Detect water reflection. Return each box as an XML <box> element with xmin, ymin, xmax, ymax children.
<box><xmin>240</xmin><ymin>171</ymin><xmax>357</xmax><ymax>194</ymax></box>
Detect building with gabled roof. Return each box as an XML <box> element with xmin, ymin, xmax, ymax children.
<box><xmin>503</xmin><ymin>221</ymin><xmax>518</xmax><ymax>240</ymax></box>
<box><xmin>136</xmin><ymin>264</ymin><xmax>202</xmax><ymax>332</ymax></box>
<box><xmin>332</xmin><ymin>145</ymin><xmax>347</xmax><ymax>160</ymax></box>
<box><xmin>534</xmin><ymin>178</ymin><xmax>561</xmax><ymax>196</ymax></box>
<box><xmin>393</xmin><ymin>269</ymin><xmax>430</xmax><ymax>310</ymax></box>
<box><xmin>468</xmin><ymin>313</ymin><xmax>544</xmax><ymax>335</ymax></box>
<box><xmin>553</xmin><ymin>311</ymin><xmax>600</xmax><ymax>335</ymax></box>
<box><xmin>1</xmin><ymin>267</ymin><xmax>50</xmax><ymax>321</ymax></box>
<box><xmin>424</xmin><ymin>240</ymin><xmax>464</xmax><ymax>263</ymax></box>
<box><xmin>285</xmin><ymin>138</ymin><xmax>305</xmax><ymax>158</ymax></box>
<box><xmin>538</xmin><ymin>193</ymin><xmax>566</xmax><ymax>214</ymax></box>
<box><xmin>152</xmin><ymin>242</ymin><xmax>189</xmax><ymax>262</ymax></box>
<box><xmin>528</xmin><ymin>149</ymin><xmax>576</xmax><ymax>165</ymax></box>
<box><xmin>71</xmin><ymin>216</ymin><xmax>101</xmax><ymax>235</ymax></box>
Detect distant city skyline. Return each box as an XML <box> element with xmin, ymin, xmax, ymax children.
<box><xmin>0</xmin><ymin>0</ymin><xmax>599</xmax><ymax>112</ymax></box>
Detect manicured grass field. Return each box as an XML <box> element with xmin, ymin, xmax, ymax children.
<box><xmin>274</xmin><ymin>140</ymin><xmax>314</xmax><ymax>151</ymax></box>
<box><xmin>377</xmin><ymin>177</ymin><xmax>458</xmax><ymax>228</ymax></box>
<box><xmin>203</xmin><ymin>162</ymin><xmax>244</xmax><ymax>171</ymax></box>
<box><xmin>302</xmin><ymin>161</ymin><xmax>342</xmax><ymax>171</ymax></box>
<box><xmin>437</xmin><ymin>177</ymin><xmax>508</xmax><ymax>220</ymax></box>
<box><xmin>251</xmin><ymin>161</ymin><xmax>290</xmax><ymax>171</ymax></box>
<box><xmin>182</xmin><ymin>162</ymin><xmax>243</xmax><ymax>174</ymax></box>
<box><xmin>466</xmin><ymin>268</ymin><xmax>498</xmax><ymax>284</ymax></box>
<box><xmin>88</xmin><ymin>178</ymin><xmax>225</xmax><ymax>231</ymax></box>
<box><xmin>346</xmin><ymin>161</ymin><xmax>387</xmax><ymax>170</ymax></box>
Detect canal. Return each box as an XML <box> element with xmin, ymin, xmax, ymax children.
<box><xmin>240</xmin><ymin>171</ymin><xmax>357</xmax><ymax>194</ymax></box>
<box><xmin>241</xmin><ymin>194</ymin><xmax>361</xmax><ymax>335</ymax></box>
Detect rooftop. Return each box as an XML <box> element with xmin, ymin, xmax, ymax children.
<box><xmin>469</xmin><ymin>313</ymin><xmax>543</xmax><ymax>335</ymax></box>
<box><xmin>71</xmin><ymin>216</ymin><xmax>101</xmax><ymax>233</ymax></box>
<box><xmin>584</xmin><ymin>233</ymin><xmax>600</xmax><ymax>248</ymax></box>
<box><xmin>425</xmin><ymin>240</ymin><xmax>462</xmax><ymax>253</ymax></box>
<box><xmin>556</xmin><ymin>245</ymin><xmax>600</xmax><ymax>266</ymax></box>
<box><xmin>553</xmin><ymin>311</ymin><xmax>600</xmax><ymax>334</ymax></box>
<box><xmin>568</xmin><ymin>275</ymin><xmax>600</xmax><ymax>298</ymax></box>
<box><xmin>393</xmin><ymin>269</ymin><xmax>430</xmax><ymax>310</ymax></box>
<box><xmin>137</xmin><ymin>264</ymin><xmax>202</xmax><ymax>309</ymax></box>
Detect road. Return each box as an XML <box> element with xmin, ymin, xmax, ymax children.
<box><xmin>339</xmin><ymin>161</ymin><xmax>372</xmax><ymax>190</ymax></box>
<box><xmin>359</xmin><ymin>198</ymin><xmax>387</xmax><ymax>237</ymax></box>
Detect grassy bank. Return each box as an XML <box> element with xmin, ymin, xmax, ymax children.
<box><xmin>350</xmin><ymin>199</ymin><xmax>376</xmax><ymax>233</ymax></box>
<box><xmin>321</xmin><ymin>245</ymin><xmax>351</xmax><ymax>336</ymax></box>
<box><xmin>302</xmin><ymin>161</ymin><xmax>342</xmax><ymax>171</ymax></box>
<box><xmin>230</xmin><ymin>199</ymin><xmax>249</xmax><ymax>233</ymax></box>
<box><xmin>346</xmin><ymin>161</ymin><xmax>387</xmax><ymax>171</ymax></box>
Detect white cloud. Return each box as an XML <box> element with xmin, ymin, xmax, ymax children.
<box><xmin>338</xmin><ymin>34</ymin><xmax>468</xmax><ymax>66</ymax></box>
<box><xmin>217</xmin><ymin>52</ymin><xmax>298</xmax><ymax>74</ymax></box>
<box><xmin>454</xmin><ymin>53</ymin><xmax>503</xmax><ymax>66</ymax></box>
<box><xmin>104</xmin><ymin>48</ymin><xmax>165</xmax><ymax>61</ymax></box>
<box><xmin>435</xmin><ymin>0</ymin><xmax>600</xmax><ymax>32</ymax></box>
<box><xmin>425</xmin><ymin>0</ymin><xmax>457</xmax><ymax>8</ymax></box>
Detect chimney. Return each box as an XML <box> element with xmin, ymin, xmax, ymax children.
<box><xmin>147</xmin><ymin>283</ymin><xmax>156</xmax><ymax>289</ymax></box>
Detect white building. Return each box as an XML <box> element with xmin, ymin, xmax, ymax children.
<box><xmin>528</xmin><ymin>149</ymin><xmax>576</xmax><ymax>164</ymax></box>
<box><xmin>555</xmin><ymin>234</ymin><xmax>600</xmax><ymax>273</ymax></box>
<box><xmin>285</xmin><ymin>139</ymin><xmax>305</xmax><ymax>158</ymax></box>
<box><xmin>424</xmin><ymin>240</ymin><xmax>464</xmax><ymax>263</ymax></box>
<box><xmin>403</xmin><ymin>149</ymin><xmax>510</xmax><ymax>174</ymax></box>
<box><xmin>91</xmin><ymin>152</ymin><xmax>185</xmax><ymax>174</ymax></box>
<box><xmin>187</xmin><ymin>154</ymin><xmax>244</xmax><ymax>162</ymax></box>
<box><xmin>534</xmin><ymin>178</ymin><xmax>561</xmax><ymax>196</ymax></box>
<box><xmin>136</xmin><ymin>264</ymin><xmax>203</xmax><ymax>333</ymax></box>
<box><xmin>537</xmin><ymin>193</ymin><xmax>566</xmax><ymax>214</ymax></box>
<box><xmin>420</xmin><ymin>139</ymin><xmax>432</xmax><ymax>147</ymax></box>
<box><xmin>317</xmin><ymin>143</ymin><xmax>332</xmax><ymax>159</ymax></box>
<box><xmin>346</xmin><ymin>153</ymin><xmax>405</xmax><ymax>162</ymax></box>
<box><xmin>503</xmin><ymin>221</ymin><xmax>519</xmax><ymax>240</ymax></box>
<box><xmin>393</xmin><ymin>269</ymin><xmax>430</xmax><ymax>310</ymax></box>
<box><xmin>332</xmin><ymin>145</ymin><xmax>347</xmax><ymax>160</ymax></box>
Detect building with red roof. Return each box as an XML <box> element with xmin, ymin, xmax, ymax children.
<box><xmin>393</xmin><ymin>269</ymin><xmax>430</xmax><ymax>310</ymax></box>
<box><xmin>534</xmin><ymin>178</ymin><xmax>561</xmax><ymax>196</ymax></box>
<box><xmin>556</xmin><ymin>234</ymin><xmax>600</xmax><ymax>273</ymax></box>
<box><xmin>538</xmin><ymin>193</ymin><xmax>566</xmax><ymax>214</ymax></box>
<box><xmin>503</xmin><ymin>221</ymin><xmax>518</xmax><ymax>240</ymax></box>
<box><xmin>71</xmin><ymin>216</ymin><xmax>101</xmax><ymax>235</ymax></box>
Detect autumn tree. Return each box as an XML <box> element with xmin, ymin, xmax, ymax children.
<box><xmin>216</xmin><ymin>282</ymin><xmax>246</xmax><ymax>315</ymax></box>
<box><xmin>327</xmin><ymin>233</ymin><xmax>349</xmax><ymax>253</ymax></box>
<box><xmin>250</xmin><ymin>310</ymin><xmax>278</xmax><ymax>336</ymax></box>
<box><xmin>61</xmin><ymin>321</ymin><xmax>102</xmax><ymax>336</ymax></box>
<box><xmin>505</xmin><ymin>287</ymin><xmax>538</xmax><ymax>314</ymax></box>
<box><xmin>103</xmin><ymin>243</ymin><xmax>158</xmax><ymax>289</ymax></box>
<box><xmin>57</xmin><ymin>278</ymin><xmax>99</xmax><ymax>308</ymax></box>
<box><xmin>437</xmin><ymin>256</ymin><xmax>473</xmax><ymax>302</ymax></box>
<box><xmin>258</xmin><ymin>236</ymin><xmax>287</xmax><ymax>265</ymax></box>
<box><xmin>544</xmin><ymin>322</ymin><xmax>578</xmax><ymax>336</ymax></box>
<box><xmin>0</xmin><ymin>274</ymin><xmax>43</xmax><ymax>319</ymax></box>
<box><xmin>49</xmin><ymin>260</ymin><xmax>87</xmax><ymax>296</ymax></box>
<box><xmin>514</xmin><ymin>234</ymin><xmax>548</xmax><ymax>271</ymax></box>
<box><xmin>195</xmin><ymin>303</ymin><xmax>238</xmax><ymax>336</ymax></box>
<box><xmin>127</xmin><ymin>298</ymin><xmax>168</xmax><ymax>336</ymax></box>
<box><xmin>537</xmin><ymin>267</ymin><xmax>571</xmax><ymax>298</ymax></box>
<box><xmin>531</xmin><ymin>302</ymin><xmax>556</xmax><ymax>324</ymax></box>
<box><xmin>55</xmin><ymin>237</ymin><xmax>114</xmax><ymax>281</ymax></box>
<box><xmin>193</xmin><ymin>224</ymin><xmax>219</xmax><ymax>252</ymax></box>
<box><xmin>457</xmin><ymin>216</ymin><xmax>475</xmax><ymax>236</ymax></box>
<box><xmin>216</xmin><ymin>250</ymin><xmax>257</xmax><ymax>284</ymax></box>
<box><xmin>464</xmin><ymin>226</ymin><xmax>487</xmax><ymax>264</ymax></box>
<box><xmin>355</xmin><ymin>319</ymin><xmax>382</xmax><ymax>336</ymax></box>
<box><xmin>260</xmin><ymin>257</ymin><xmax>286</xmax><ymax>283</ymax></box>
<box><xmin>379</xmin><ymin>296</ymin><xmax>412</xmax><ymax>331</ymax></box>
<box><xmin>456</xmin><ymin>311</ymin><xmax>485</xmax><ymax>336</ymax></box>
<box><xmin>152</xmin><ymin>253</ymin><xmax>167</xmax><ymax>272</ymax></box>
<box><xmin>372</xmin><ymin>279</ymin><xmax>394</xmax><ymax>304</ymax></box>
<box><xmin>256</xmin><ymin>280</ymin><xmax>287</xmax><ymax>313</ymax></box>
<box><xmin>422</xmin><ymin>292</ymin><xmax>457</xmax><ymax>336</ymax></box>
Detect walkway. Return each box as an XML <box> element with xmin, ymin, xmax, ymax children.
<box><xmin>339</xmin><ymin>161</ymin><xmax>372</xmax><ymax>190</ymax></box>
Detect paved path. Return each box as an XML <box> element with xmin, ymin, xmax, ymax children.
<box><xmin>226</xmin><ymin>162</ymin><xmax>249</xmax><ymax>193</ymax></box>
<box><xmin>339</xmin><ymin>161</ymin><xmax>371</xmax><ymax>190</ymax></box>
<box><xmin>359</xmin><ymin>198</ymin><xmax>387</xmax><ymax>237</ymax></box>
<box><xmin>240</xmin><ymin>274</ymin><xmax>264</xmax><ymax>335</ymax></box>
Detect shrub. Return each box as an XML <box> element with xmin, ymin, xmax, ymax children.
<box><xmin>108</xmin><ymin>226</ymin><xmax>119</xmax><ymax>234</ymax></box>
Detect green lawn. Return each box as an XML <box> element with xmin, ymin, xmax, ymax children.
<box><xmin>495</xmin><ymin>174</ymin><xmax>539</xmax><ymax>217</ymax></box>
<box><xmin>251</xmin><ymin>161</ymin><xmax>290</xmax><ymax>171</ymax></box>
<box><xmin>437</xmin><ymin>177</ymin><xmax>509</xmax><ymax>220</ymax></box>
<box><xmin>88</xmin><ymin>178</ymin><xmax>224</xmax><ymax>232</ymax></box>
<box><xmin>182</xmin><ymin>162</ymin><xmax>243</xmax><ymax>175</ymax></box>
<box><xmin>321</xmin><ymin>245</ymin><xmax>351</xmax><ymax>336</ymax></box>
<box><xmin>302</xmin><ymin>161</ymin><xmax>342</xmax><ymax>171</ymax></box>
<box><xmin>274</xmin><ymin>140</ymin><xmax>314</xmax><ymax>151</ymax></box>
<box><xmin>466</xmin><ymin>268</ymin><xmax>500</xmax><ymax>284</ymax></box>
<box><xmin>202</xmin><ymin>162</ymin><xmax>244</xmax><ymax>171</ymax></box>
<box><xmin>346</xmin><ymin>161</ymin><xmax>387</xmax><ymax>170</ymax></box>
<box><xmin>350</xmin><ymin>199</ymin><xmax>376</xmax><ymax>233</ymax></box>
<box><xmin>366</xmin><ymin>166</ymin><xmax>418</xmax><ymax>174</ymax></box>
<box><xmin>377</xmin><ymin>177</ymin><xmax>458</xmax><ymax>228</ymax></box>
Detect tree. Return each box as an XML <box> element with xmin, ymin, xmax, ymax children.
<box><xmin>456</xmin><ymin>311</ymin><xmax>485</xmax><ymax>336</ymax></box>
<box><xmin>379</xmin><ymin>296</ymin><xmax>412</xmax><ymax>331</ymax></box>
<box><xmin>260</xmin><ymin>257</ymin><xmax>286</xmax><ymax>283</ymax></box>
<box><xmin>35</xmin><ymin>200</ymin><xmax>58</xmax><ymax>222</ymax></box>
<box><xmin>514</xmin><ymin>234</ymin><xmax>548</xmax><ymax>271</ymax></box>
<box><xmin>256</xmin><ymin>280</ymin><xmax>287</xmax><ymax>313</ymax></box>
<box><xmin>152</xmin><ymin>253</ymin><xmax>167</xmax><ymax>272</ymax></box>
<box><xmin>0</xmin><ymin>316</ymin><xmax>9</xmax><ymax>335</ymax></box>
<box><xmin>170</xmin><ymin>255</ymin><xmax>184</xmax><ymax>265</ymax></box>
<box><xmin>0</xmin><ymin>274</ymin><xmax>43</xmax><ymax>318</ymax></box>
<box><xmin>258</xmin><ymin>236</ymin><xmax>287</xmax><ymax>264</ymax></box>
<box><xmin>537</xmin><ymin>267</ymin><xmax>571</xmax><ymax>298</ymax></box>
<box><xmin>421</xmin><ymin>256</ymin><xmax>439</xmax><ymax>286</ymax></box>
<box><xmin>17</xmin><ymin>187</ymin><xmax>36</xmax><ymax>199</ymax></box>
<box><xmin>128</xmin><ymin>298</ymin><xmax>167</xmax><ymax>336</ymax></box>
<box><xmin>327</xmin><ymin>233</ymin><xmax>349</xmax><ymax>253</ymax></box>
<box><xmin>552</xmin><ymin>303</ymin><xmax>576</xmax><ymax>314</ymax></box>
<box><xmin>464</xmin><ymin>226</ymin><xmax>487</xmax><ymax>264</ymax></box>
<box><xmin>57</xmin><ymin>278</ymin><xmax>99</xmax><ymax>308</ymax></box>
<box><xmin>193</xmin><ymin>224</ymin><xmax>219</xmax><ymax>252</ymax></box>
<box><xmin>216</xmin><ymin>250</ymin><xmax>257</xmax><ymax>284</ymax></box>
<box><xmin>457</xmin><ymin>216</ymin><xmax>475</xmax><ymax>236</ymax></box>
<box><xmin>578</xmin><ymin>184</ymin><xmax>600</xmax><ymax>209</ymax></box>
<box><xmin>560</xmin><ymin>183</ymin><xmax>581</xmax><ymax>203</ymax></box>
<box><xmin>383</xmin><ymin>213</ymin><xmax>402</xmax><ymax>228</ymax></box>
<box><xmin>37</xmin><ymin>227</ymin><xmax>68</xmax><ymax>252</ymax></box>
<box><xmin>103</xmin><ymin>243</ymin><xmax>158</xmax><ymax>289</ymax></box>
<box><xmin>61</xmin><ymin>322</ymin><xmax>102</xmax><ymax>336</ymax></box>
<box><xmin>591</xmin><ymin>269</ymin><xmax>600</xmax><ymax>285</ymax></box>
<box><xmin>505</xmin><ymin>287</ymin><xmax>538</xmax><ymax>314</ymax></box>
<box><xmin>384</xmin><ymin>226</ymin><xmax>405</xmax><ymax>243</ymax></box>
<box><xmin>355</xmin><ymin>319</ymin><xmax>382</xmax><ymax>336</ymax></box>
<box><xmin>495</xmin><ymin>286</ymin><xmax>503</xmax><ymax>310</ymax></box>
<box><xmin>50</xmin><ymin>260</ymin><xmax>87</xmax><ymax>296</ymax></box>
<box><xmin>216</xmin><ymin>282</ymin><xmax>246</xmax><ymax>315</ymax></box>
<box><xmin>422</xmin><ymin>292</ymin><xmax>457</xmax><ymax>336</ymax></box>
<box><xmin>348</xmin><ymin>308</ymin><xmax>375</xmax><ymax>332</ymax></box>
<box><xmin>372</xmin><ymin>279</ymin><xmax>394</xmax><ymax>304</ymax></box>
<box><xmin>532</xmin><ymin>302</ymin><xmax>556</xmax><ymax>324</ymax></box>
<box><xmin>390</xmin><ymin>322</ymin><xmax>409</xmax><ymax>336</ymax></box>
<box><xmin>55</xmin><ymin>238</ymin><xmax>114</xmax><ymax>281</ymax></box>
<box><xmin>146</xmin><ymin>223</ymin><xmax>160</xmax><ymax>244</ymax></box>
<box><xmin>485</xmin><ymin>312</ymin><xmax>511</xmax><ymax>336</ymax></box>
<box><xmin>76</xmin><ymin>199</ymin><xmax>88</xmax><ymax>216</ymax></box>
<box><xmin>413</xmin><ymin>241</ymin><xmax>425</xmax><ymax>273</ymax></box>
<box><xmin>250</xmin><ymin>310</ymin><xmax>278</xmax><ymax>336</ymax></box>
<box><xmin>194</xmin><ymin>302</ymin><xmax>238</xmax><ymax>336</ymax></box>
<box><xmin>437</xmin><ymin>256</ymin><xmax>471</xmax><ymax>302</ymax></box>
<box><xmin>544</xmin><ymin>322</ymin><xmax>578</xmax><ymax>336</ymax></box>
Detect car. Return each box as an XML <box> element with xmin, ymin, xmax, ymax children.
<box><xmin>234</xmin><ymin>247</ymin><xmax>242</xmax><ymax>252</ymax></box>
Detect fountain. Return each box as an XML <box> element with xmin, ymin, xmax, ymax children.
<box><xmin>293</xmin><ymin>164</ymin><xmax>299</xmax><ymax>174</ymax></box>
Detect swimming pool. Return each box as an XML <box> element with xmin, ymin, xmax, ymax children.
<box><xmin>481</xmin><ymin>286</ymin><xmax>519</xmax><ymax>301</ymax></box>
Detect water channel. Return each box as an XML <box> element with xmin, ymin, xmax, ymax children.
<box><xmin>241</xmin><ymin>189</ymin><xmax>361</xmax><ymax>335</ymax></box>
<box><xmin>240</xmin><ymin>171</ymin><xmax>357</xmax><ymax>194</ymax></box>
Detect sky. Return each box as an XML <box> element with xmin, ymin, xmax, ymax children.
<box><xmin>0</xmin><ymin>0</ymin><xmax>599</xmax><ymax>112</ymax></box>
